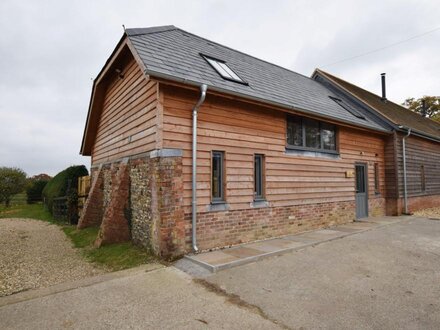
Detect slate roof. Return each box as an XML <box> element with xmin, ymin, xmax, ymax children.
<box><xmin>315</xmin><ymin>69</ymin><xmax>440</xmax><ymax>140</ymax></box>
<box><xmin>124</xmin><ymin>25</ymin><xmax>388</xmax><ymax>132</ymax></box>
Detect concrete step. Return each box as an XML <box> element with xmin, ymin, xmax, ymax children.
<box><xmin>183</xmin><ymin>217</ymin><xmax>405</xmax><ymax>273</ymax></box>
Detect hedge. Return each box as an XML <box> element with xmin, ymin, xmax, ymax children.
<box><xmin>42</xmin><ymin>165</ymin><xmax>89</xmax><ymax>216</ymax></box>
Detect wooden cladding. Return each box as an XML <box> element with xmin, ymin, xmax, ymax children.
<box><xmin>161</xmin><ymin>84</ymin><xmax>386</xmax><ymax>214</ymax></box>
<box><xmin>91</xmin><ymin>55</ymin><xmax>158</xmax><ymax>164</ymax></box>
<box><xmin>395</xmin><ymin>134</ymin><xmax>440</xmax><ymax>197</ymax></box>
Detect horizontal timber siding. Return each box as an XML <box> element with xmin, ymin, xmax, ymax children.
<box><xmin>396</xmin><ymin>133</ymin><xmax>440</xmax><ymax>197</ymax></box>
<box><xmin>91</xmin><ymin>56</ymin><xmax>158</xmax><ymax>164</ymax></box>
<box><xmin>161</xmin><ymin>85</ymin><xmax>386</xmax><ymax>214</ymax></box>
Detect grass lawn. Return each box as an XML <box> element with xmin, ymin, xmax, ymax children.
<box><xmin>0</xmin><ymin>202</ymin><xmax>155</xmax><ymax>271</ymax></box>
<box><xmin>63</xmin><ymin>226</ymin><xmax>156</xmax><ymax>271</ymax></box>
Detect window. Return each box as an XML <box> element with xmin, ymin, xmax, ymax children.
<box><xmin>421</xmin><ymin>165</ymin><xmax>426</xmax><ymax>192</ymax></box>
<box><xmin>212</xmin><ymin>151</ymin><xmax>224</xmax><ymax>202</ymax></box>
<box><xmin>355</xmin><ymin>165</ymin><xmax>366</xmax><ymax>193</ymax></box>
<box><xmin>286</xmin><ymin>115</ymin><xmax>337</xmax><ymax>152</ymax></box>
<box><xmin>254</xmin><ymin>155</ymin><xmax>265</xmax><ymax>200</ymax></box>
<box><xmin>201</xmin><ymin>54</ymin><xmax>247</xmax><ymax>84</ymax></box>
<box><xmin>329</xmin><ymin>96</ymin><xmax>366</xmax><ymax>120</ymax></box>
<box><xmin>374</xmin><ymin>163</ymin><xmax>380</xmax><ymax>194</ymax></box>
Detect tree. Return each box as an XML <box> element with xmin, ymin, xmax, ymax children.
<box><xmin>0</xmin><ymin>167</ymin><xmax>27</xmax><ymax>207</ymax></box>
<box><xmin>26</xmin><ymin>179</ymin><xmax>50</xmax><ymax>204</ymax></box>
<box><xmin>26</xmin><ymin>173</ymin><xmax>52</xmax><ymax>204</ymax></box>
<box><xmin>402</xmin><ymin>96</ymin><xmax>440</xmax><ymax>122</ymax></box>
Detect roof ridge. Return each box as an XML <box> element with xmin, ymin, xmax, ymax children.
<box><xmin>125</xmin><ymin>25</ymin><xmax>177</xmax><ymax>37</ymax></box>
<box><xmin>165</xmin><ymin>26</ymin><xmax>314</xmax><ymax>82</ymax></box>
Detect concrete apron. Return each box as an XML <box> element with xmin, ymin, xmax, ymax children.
<box><xmin>184</xmin><ymin>217</ymin><xmax>407</xmax><ymax>273</ymax></box>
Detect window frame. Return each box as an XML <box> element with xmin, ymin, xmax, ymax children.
<box><xmin>374</xmin><ymin>163</ymin><xmax>380</xmax><ymax>195</ymax></box>
<box><xmin>211</xmin><ymin>151</ymin><xmax>225</xmax><ymax>203</ymax></box>
<box><xmin>201</xmin><ymin>54</ymin><xmax>248</xmax><ymax>85</ymax></box>
<box><xmin>286</xmin><ymin>115</ymin><xmax>338</xmax><ymax>154</ymax></box>
<box><xmin>254</xmin><ymin>154</ymin><xmax>265</xmax><ymax>201</ymax></box>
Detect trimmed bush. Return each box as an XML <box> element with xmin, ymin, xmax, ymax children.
<box><xmin>43</xmin><ymin>165</ymin><xmax>89</xmax><ymax>222</ymax></box>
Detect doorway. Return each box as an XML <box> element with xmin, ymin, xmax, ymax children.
<box><xmin>355</xmin><ymin>163</ymin><xmax>368</xmax><ymax>219</ymax></box>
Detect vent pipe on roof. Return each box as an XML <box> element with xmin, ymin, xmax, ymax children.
<box><xmin>421</xmin><ymin>99</ymin><xmax>427</xmax><ymax>117</ymax></box>
<box><xmin>381</xmin><ymin>73</ymin><xmax>387</xmax><ymax>102</ymax></box>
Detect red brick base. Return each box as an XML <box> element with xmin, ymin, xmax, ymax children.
<box><xmin>95</xmin><ymin>161</ymin><xmax>131</xmax><ymax>247</ymax></box>
<box><xmin>78</xmin><ymin>150</ymin><xmax>393</xmax><ymax>256</ymax></box>
<box><xmin>77</xmin><ymin>166</ymin><xmax>104</xmax><ymax>229</ymax></box>
<box><xmin>385</xmin><ymin>194</ymin><xmax>440</xmax><ymax>215</ymax></box>
<box><xmin>408</xmin><ymin>194</ymin><xmax>440</xmax><ymax>213</ymax></box>
<box><xmin>78</xmin><ymin>153</ymin><xmax>185</xmax><ymax>258</ymax></box>
<box><xmin>183</xmin><ymin>197</ymin><xmax>386</xmax><ymax>252</ymax></box>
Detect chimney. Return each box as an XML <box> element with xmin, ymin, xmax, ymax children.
<box><xmin>421</xmin><ymin>99</ymin><xmax>427</xmax><ymax>117</ymax></box>
<box><xmin>381</xmin><ymin>73</ymin><xmax>387</xmax><ymax>101</ymax></box>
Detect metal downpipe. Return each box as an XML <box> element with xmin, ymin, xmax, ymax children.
<box><xmin>192</xmin><ymin>84</ymin><xmax>208</xmax><ymax>253</ymax></box>
<box><xmin>402</xmin><ymin>128</ymin><xmax>411</xmax><ymax>214</ymax></box>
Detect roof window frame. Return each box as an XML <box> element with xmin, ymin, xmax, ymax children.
<box><xmin>329</xmin><ymin>96</ymin><xmax>366</xmax><ymax>120</ymax></box>
<box><xmin>200</xmin><ymin>53</ymin><xmax>248</xmax><ymax>85</ymax></box>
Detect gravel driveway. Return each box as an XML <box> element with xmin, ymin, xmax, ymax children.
<box><xmin>0</xmin><ymin>218</ymin><xmax>105</xmax><ymax>297</ymax></box>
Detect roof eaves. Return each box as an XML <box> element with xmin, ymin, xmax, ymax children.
<box><xmin>146</xmin><ymin>68</ymin><xmax>390</xmax><ymax>135</ymax></box>
<box><xmin>81</xmin><ymin>34</ymin><xmax>132</xmax><ymax>155</ymax></box>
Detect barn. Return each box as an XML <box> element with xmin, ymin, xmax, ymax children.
<box><xmin>314</xmin><ymin>70</ymin><xmax>440</xmax><ymax>215</ymax></box>
<box><xmin>79</xmin><ymin>25</ymin><xmax>439</xmax><ymax>257</ymax></box>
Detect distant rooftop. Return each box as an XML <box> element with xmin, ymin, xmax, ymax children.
<box><xmin>316</xmin><ymin>69</ymin><xmax>440</xmax><ymax>140</ymax></box>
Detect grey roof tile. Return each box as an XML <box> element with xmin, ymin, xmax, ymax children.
<box><xmin>126</xmin><ymin>25</ymin><xmax>388</xmax><ymax>132</ymax></box>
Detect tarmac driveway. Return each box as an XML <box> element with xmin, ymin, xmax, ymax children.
<box><xmin>205</xmin><ymin>217</ymin><xmax>440</xmax><ymax>329</ymax></box>
<box><xmin>1</xmin><ymin>217</ymin><xmax>439</xmax><ymax>329</ymax></box>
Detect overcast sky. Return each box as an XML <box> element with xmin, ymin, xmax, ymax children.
<box><xmin>1</xmin><ymin>0</ymin><xmax>439</xmax><ymax>176</ymax></box>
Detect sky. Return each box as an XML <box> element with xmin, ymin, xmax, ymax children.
<box><xmin>0</xmin><ymin>0</ymin><xmax>439</xmax><ymax>176</ymax></box>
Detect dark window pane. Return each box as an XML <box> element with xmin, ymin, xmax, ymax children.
<box><xmin>212</xmin><ymin>152</ymin><xmax>223</xmax><ymax>200</ymax></box>
<box><xmin>421</xmin><ymin>165</ymin><xmax>426</xmax><ymax>192</ymax></box>
<box><xmin>287</xmin><ymin>116</ymin><xmax>303</xmax><ymax>147</ymax></box>
<box><xmin>305</xmin><ymin>119</ymin><xmax>320</xmax><ymax>149</ymax></box>
<box><xmin>374</xmin><ymin>163</ymin><xmax>379</xmax><ymax>193</ymax></box>
<box><xmin>254</xmin><ymin>155</ymin><xmax>264</xmax><ymax>199</ymax></box>
<box><xmin>356</xmin><ymin>165</ymin><xmax>365</xmax><ymax>193</ymax></box>
<box><xmin>321</xmin><ymin>123</ymin><xmax>336</xmax><ymax>150</ymax></box>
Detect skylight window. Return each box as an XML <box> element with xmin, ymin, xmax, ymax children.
<box><xmin>329</xmin><ymin>96</ymin><xmax>366</xmax><ymax>120</ymax></box>
<box><xmin>201</xmin><ymin>54</ymin><xmax>247</xmax><ymax>84</ymax></box>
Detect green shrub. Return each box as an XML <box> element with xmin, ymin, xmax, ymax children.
<box><xmin>0</xmin><ymin>167</ymin><xmax>27</xmax><ymax>207</ymax></box>
<box><xmin>26</xmin><ymin>179</ymin><xmax>49</xmax><ymax>204</ymax></box>
<box><xmin>43</xmin><ymin>165</ymin><xmax>88</xmax><ymax>221</ymax></box>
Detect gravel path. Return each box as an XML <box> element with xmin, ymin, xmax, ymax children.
<box><xmin>0</xmin><ymin>218</ymin><xmax>105</xmax><ymax>297</ymax></box>
<box><xmin>414</xmin><ymin>207</ymin><xmax>440</xmax><ymax>219</ymax></box>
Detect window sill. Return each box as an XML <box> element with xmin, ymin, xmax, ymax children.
<box><xmin>285</xmin><ymin>148</ymin><xmax>340</xmax><ymax>159</ymax></box>
<box><xmin>251</xmin><ymin>200</ymin><xmax>269</xmax><ymax>208</ymax></box>
<box><xmin>207</xmin><ymin>202</ymin><xmax>230</xmax><ymax>212</ymax></box>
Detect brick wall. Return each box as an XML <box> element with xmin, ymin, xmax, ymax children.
<box><xmin>407</xmin><ymin>194</ymin><xmax>440</xmax><ymax>213</ymax></box>
<box><xmin>369</xmin><ymin>197</ymin><xmax>386</xmax><ymax>217</ymax></box>
<box><xmin>129</xmin><ymin>159</ymin><xmax>153</xmax><ymax>248</ymax></box>
<box><xmin>78</xmin><ymin>151</ymin><xmax>185</xmax><ymax>258</ymax></box>
<box><xmin>80</xmin><ymin>151</ymin><xmax>389</xmax><ymax>255</ymax></box>
<box><xmin>183</xmin><ymin>197</ymin><xmax>386</xmax><ymax>252</ymax></box>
